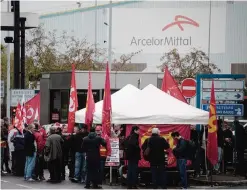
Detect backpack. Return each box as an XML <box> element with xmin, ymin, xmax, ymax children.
<box><xmin>186</xmin><ymin>140</ymin><xmax>197</xmax><ymax>160</ymax></box>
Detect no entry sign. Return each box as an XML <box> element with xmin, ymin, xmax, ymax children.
<box><xmin>181</xmin><ymin>78</ymin><xmax>196</xmax><ymax>98</ymax></box>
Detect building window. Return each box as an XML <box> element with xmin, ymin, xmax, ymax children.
<box><xmin>60</xmin><ymin>90</ymin><xmax>69</xmax><ymax>123</ymax></box>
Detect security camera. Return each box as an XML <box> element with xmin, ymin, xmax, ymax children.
<box><xmin>4</xmin><ymin>37</ymin><xmax>14</xmax><ymax>43</ymax></box>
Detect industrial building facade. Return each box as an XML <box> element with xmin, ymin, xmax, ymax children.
<box><xmin>39</xmin><ymin>1</ymin><xmax>247</xmax><ymax>74</ymax></box>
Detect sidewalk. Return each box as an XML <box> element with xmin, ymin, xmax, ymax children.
<box><xmin>190</xmin><ymin>174</ymin><xmax>247</xmax><ymax>186</ymax></box>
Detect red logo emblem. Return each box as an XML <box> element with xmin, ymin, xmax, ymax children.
<box><xmin>162</xmin><ymin>15</ymin><xmax>199</xmax><ymax>31</ymax></box>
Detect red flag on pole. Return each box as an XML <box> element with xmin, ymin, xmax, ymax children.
<box><xmin>25</xmin><ymin>93</ymin><xmax>40</xmax><ymax>124</ymax></box>
<box><xmin>206</xmin><ymin>80</ymin><xmax>218</xmax><ymax>165</ymax></box>
<box><xmin>67</xmin><ymin>64</ymin><xmax>78</xmax><ymax>133</ymax></box>
<box><xmin>21</xmin><ymin>94</ymin><xmax>27</xmax><ymax>125</ymax></box>
<box><xmin>14</xmin><ymin>102</ymin><xmax>24</xmax><ymax>133</ymax></box>
<box><xmin>161</xmin><ymin>66</ymin><xmax>187</xmax><ymax>103</ymax></box>
<box><xmin>102</xmin><ymin>62</ymin><xmax>112</xmax><ymax>137</ymax></box>
<box><xmin>85</xmin><ymin>71</ymin><xmax>95</xmax><ymax>131</ymax></box>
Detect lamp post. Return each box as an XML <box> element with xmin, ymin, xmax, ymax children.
<box><xmin>108</xmin><ymin>0</ymin><xmax>112</xmax><ymax>71</ymax></box>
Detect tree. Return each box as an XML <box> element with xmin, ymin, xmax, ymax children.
<box><xmin>159</xmin><ymin>48</ymin><xmax>221</xmax><ymax>83</ymax></box>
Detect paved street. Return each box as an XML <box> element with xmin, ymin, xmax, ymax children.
<box><xmin>1</xmin><ymin>170</ymin><xmax>247</xmax><ymax>189</ymax></box>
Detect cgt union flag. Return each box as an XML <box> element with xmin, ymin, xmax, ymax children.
<box><xmin>68</xmin><ymin>64</ymin><xmax>78</xmax><ymax>133</ymax></box>
<box><xmin>85</xmin><ymin>71</ymin><xmax>95</xmax><ymax>131</ymax></box>
<box><xmin>206</xmin><ymin>81</ymin><xmax>218</xmax><ymax>165</ymax></box>
<box><xmin>14</xmin><ymin>102</ymin><xmax>24</xmax><ymax>133</ymax></box>
<box><xmin>25</xmin><ymin>93</ymin><xmax>40</xmax><ymax>124</ymax></box>
<box><xmin>102</xmin><ymin>62</ymin><xmax>112</xmax><ymax>137</ymax></box>
<box><xmin>161</xmin><ymin>65</ymin><xmax>187</xmax><ymax>103</ymax></box>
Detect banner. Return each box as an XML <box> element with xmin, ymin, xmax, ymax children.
<box><xmin>126</xmin><ymin>125</ymin><xmax>190</xmax><ymax>168</ymax></box>
<box><xmin>25</xmin><ymin>93</ymin><xmax>40</xmax><ymax>124</ymax></box>
<box><xmin>105</xmin><ymin>138</ymin><xmax>120</xmax><ymax>167</ymax></box>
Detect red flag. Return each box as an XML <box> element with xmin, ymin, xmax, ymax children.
<box><xmin>67</xmin><ymin>64</ymin><xmax>78</xmax><ymax>133</ymax></box>
<box><xmin>25</xmin><ymin>93</ymin><xmax>40</xmax><ymax>124</ymax></box>
<box><xmin>14</xmin><ymin>102</ymin><xmax>23</xmax><ymax>133</ymax></box>
<box><xmin>85</xmin><ymin>71</ymin><xmax>95</xmax><ymax>131</ymax></box>
<box><xmin>206</xmin><ymin>81</ymin><xmax>218</xmax><ymax>165</ymax></box>
<box><xmin>21</xmin><ymin>94</ymin><xmax>27</xmax><ymax>124</ymax></box>
<box><xmin>161</xmin><ymin>66</ymin><xmax>187</xmax><ymax>103</ymax></box>
<box><xmin>102</xmin><ymin>62</ymin><xmax>112</xmax><ymax>137</ymax></box>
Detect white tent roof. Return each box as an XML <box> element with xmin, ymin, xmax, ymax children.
<box><xmin>112</xmin><ymin>84</ymin><xmax>209</xmax><ymax>125</ymax></box>
<box><xmin>75</xmin><ymin>84</ymin><xmax>140</xmax><ymax>123</ymax></box>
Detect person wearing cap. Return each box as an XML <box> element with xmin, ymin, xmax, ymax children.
<box><xmin>142</xmin><ymin>128</ymin><xmax>170</xmax><ymax>189</ymax></box>
<box><xmin>95</xmin><ymin>125</ymin><xmax>111</xmax><ymax>186</ymax></box>
<box><xmin>125</xmin><ymin>126</ymin><xmax>141</xmax><ymax>189</ymax></box>
<box><xmin>71</xmin><ymin>124</ymin><xmax>88</xmax><ymax>183</ymax></box>
<box><xmin>82</xmin><ymin>127</ymin><xmax>107</xmax><ymax>189</ymax></box>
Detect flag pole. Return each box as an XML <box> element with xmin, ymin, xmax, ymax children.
<box><xmin>204</xmin><ymin>126</ymin><xmax>208</xmax><ymax>180</ymax></box>
<box><xmin>108</xmin><ymin>0</ymin><xmax>113</xmax><ymax>185</ymax></box>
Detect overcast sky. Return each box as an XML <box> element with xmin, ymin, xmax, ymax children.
<box><xmin>1</xmin><ymin>1</ymin><xmax>112</xmax><ymax>15</ymax></box>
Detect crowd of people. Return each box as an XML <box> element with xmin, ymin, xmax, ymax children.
<box><xmin>1</xmin><ymin>118</ymin><xmax>112</xmax><ymax>189</ymax></box>
<box><xmin>1</xmin><ymin>117</ymin><xmax>247</xmax><ymax>189</ymax></box>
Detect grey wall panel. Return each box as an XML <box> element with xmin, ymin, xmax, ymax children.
<box><xmin>40</xmin><ymin>78</ymin><xmax>50</xmax><ymax>125</ymax></box>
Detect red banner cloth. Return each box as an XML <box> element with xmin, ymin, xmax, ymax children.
<box><xmin>126</xmin><ymin>124</ymin><xmax>191</xmax><ymax>168</ymax></box>
<box><xmin>206</xmin><ymin>81</ymin><xmax>218</xmax><ymax>165</ymax></box>
<box><xmin>68</xmin><ymin>64</ymin><xmax>78</xmax><ymax>133</ymax></box>
<box><xmin>161</xmin><ymin>66</ymin><xmax>187</xmax><ymax>103</ymax></box>
<box><xmin>102</xmin><ymin>62</ymin><xmax>112</xmax><ymax>137</ymax></box>
<box><xmin>14</xmin><ymin>102</ymin><xmax>24</xmax><ymax>133</ymax></box>
<box><xmin>25</xmin><ymin>93</ymin><xmax>40</xmax><ymax>124</ymax></box>
<box><xmin>85</xmin><ymin>71</ymin><xmax>95</xmax><ymax>131</ymax></box>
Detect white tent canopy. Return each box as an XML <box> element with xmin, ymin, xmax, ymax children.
<box><xmin>75</xmin><ymin>84</ymin><xmax>141</xmax><ymax>123</ymax></box>
<box><xmin>112</xmin><ymin>84</ymin><xmax>209</xmax><ymax>125</ymax></box>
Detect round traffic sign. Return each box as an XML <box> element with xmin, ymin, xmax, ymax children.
<box><xmin>181</xmin><ymin>78</ymin><xmax>196</xmax><ymax>98</ymax></box>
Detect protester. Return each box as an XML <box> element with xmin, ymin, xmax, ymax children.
<box><xmin>223</xmin><ymin>122</ymin><xmax>233</xmax><ymax>173</ymax></box>
<box><xmin>33</xmin><ymin>122</ymin><xmax>47</xmax><ymax>181</ymax></box>
<box><xmin>82</xmin><ymin>127</ymin><xmax>107</xmax><ymax>189</ymax></box>
<box><xmin>125</xmin><ymin>126</ymin><xmax>141</xmax><ymax>189</ymax></box>
<box><xmin>72</xmin><ymin>125</ymin><xmax>88</xmax><ymax>183</ymax></box>
<box><xmin>8</xmin><ymin>125</ymin><xmax>17</xmax><ymax>174</ymax></box>
<box><xmin>214</xmin><ymin>120</ymin><xmax>224</xmax><ymax>174</ymax></box>
<box><xmin>171</xmin><ymin>131</ymin><xmax>188</xmax><ymax>189</ymax></box>
<box><xmin>44</xmin><ymin>126</ymin><xmax>64</xmax><ymax>183</ymax></box>
<box><xmin>95</xmin><ymin>125</ymin><xmax>111</xmax><ymax>185</ymax></box>
<box><xmin>60</xmin><ymin>124</ymin><xmax>71</xmax><ymax>180</ymax></box>
<box><xmin>142</xmin><ymin>128</ymin><xmax>170</xmax><ymax>189</ymax></box>
<box><xmin>56</xmin><ymin>126</ymin><xmax>67</xmax><ymax>180</ymax></box>
<box><xmin>234</xmin><ymin>119</ymin><xmax>247</xmax><ymax>178</ymax></box>
<box><xmin>1</xmin><ymin>119</ymin><xmax>11</xmax><ymax>174</ymax></box>
<box><xmin>67</xmin><ymin>126</ymin><xmax>77</xmax><ymax>180</ymax></box>
<box><xmin>11</xmin><ymin>126</ymin><xmax>26</xmax><ymax>176</ymax></box>
<box><xmin>24</xmin><ymin>124</ymin><xmax>37</xmax><ymax>181</ymax></box>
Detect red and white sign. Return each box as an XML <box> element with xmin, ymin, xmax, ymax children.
<box><xmin>181</xmin><ymin>78</ymin><xmax>196</xmax><ymax>98</ymax></box>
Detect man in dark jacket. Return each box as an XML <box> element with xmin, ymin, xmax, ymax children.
<box><xmin>214</xmin><ymin>120</ymin><xmax>224</xmax><ymax>174</ymax></box>
<box><xmin>24</xmin><ymin>124</ymin><xmax>36</xmax><ymax>181</ymax></box>
<box><xmin>82</xmin><ymin>128</ymin><xmax>106</xmax><ymax>189</ymax></box>
<box><xmin>72</xmin><ymin>125</ymin><xmax>88</xmax><ymax>183</ymax></box>
<box><xmin>142</xmin><ymin>128</ymin><xmax>170</xmax><ymax>189</ymax></box>
<box><xmin>125</xmin><ymin>126</ymin><xmax>141</xmax><ymax>189</ymax></box>
<box><xmin>171</xmin><ymin>132</ymin><xmax>188</xmax><ymax>189</ymax></box>
<box><xmin>234</xmin><ymin>119</ymin><xmax>247</xmax><ymax>177</ymax></box>
<box><xmin>11</xmin><ymin>127</ymin><xmax>26</xmax><ymax>176</ymax></box>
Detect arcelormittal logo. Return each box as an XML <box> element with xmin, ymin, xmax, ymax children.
<box><xmin>162</xmin><ymin>15</ymin><xmax>199</xmax><ymax>31</ymax></box>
